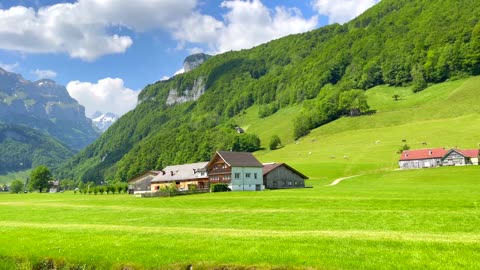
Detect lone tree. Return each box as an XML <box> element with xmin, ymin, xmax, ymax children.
<box><xmin>392</xmin><ymin>94</ymin><xmax>400</xmax><ymax>101</ymax></box>
<box><xmin>29</xmin><ymin>165</ymin><xmax>52</xmax><ymax>193</ymax></box>
<box><xmin>10</xmin><ymin>180</ymin><xmax>24</xmax><ymax>194</ymax></box>
<box><xmin>269</xmin><ymin>135</ymin><xmax>282</xmax><ymax>150</ymax></box>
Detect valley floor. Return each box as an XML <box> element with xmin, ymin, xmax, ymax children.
<box><xmin>1</xmin><ymin>166</ymin><xmax>479</xmax><ymax>269</ymax></box>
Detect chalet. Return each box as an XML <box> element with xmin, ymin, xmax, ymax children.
<box><xmin>206</xmin><ymin>151</ymin><xmax>264</xmax><ymax>191</ymax></box>
<box><xmin>262</xmin><ymin>163</ymin><xmax>308</xmax><ymax>189</ymax></box>
<box><xmin>442</xmin><ymin>149</ymin><xmax>479</xmax><ymax>166</ymax></box>
<box><xmin>399</xmin><ymin>148</ymin><xmax>480</xmax><ymax>169</ymax></box>
<box><xmin>399</xmin><ymin>148</ymin><xmax>447</xmax><ymax>169</ymax></box>
<box><xmin>150</xmin><ymin>162</ymin><xmax>209</xmax><ymax>191</ymax></box>
<box><xmin>128</xmin><ymin>170</ymin><xmax>162</xmax><ymax>194</ymax></box>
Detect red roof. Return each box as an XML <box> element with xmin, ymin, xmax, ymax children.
<box><xmin>457</xmin><ymin>149</ymin><xmax>479</xmax><ymax>158</ymax></box>
<box><xmin>400</xmin><ymin>148</ymin><xmax>447</xmax><ymax>161</ymax></box>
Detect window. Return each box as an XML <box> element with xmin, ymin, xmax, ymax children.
<box><xmin>288</xmin><ymin>181</ymin><xmax>292</xmax><ymax>186</ymax></box>
<box><xmin>254</xmin><ymin>173</ymin><xmax>257</xmax><ymax>179</ymax></box>
<box><xmin>234</xmin><ymin>173</ymin><xmax>240</xmax><ymax>179</ymax></box>
<box><xmin>245</xmin><ymin>173</ymin><xmax>251</xmax><ymax>178</ymax></box>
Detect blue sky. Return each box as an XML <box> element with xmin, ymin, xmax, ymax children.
<box><xmin>0</xmin><ymin>0</ymin><xmax>380</xmax><ymax>116</ymax></box>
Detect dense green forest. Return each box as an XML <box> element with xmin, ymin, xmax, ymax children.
<box><xmin>0</xmin><ymin>124</ymin><xmax>74</xmax><ymax>174</ymax></box>
<box><xmin>57</xmin><ymin>0</ymin><xmax>480</xmax><ymax>183</ymax></box>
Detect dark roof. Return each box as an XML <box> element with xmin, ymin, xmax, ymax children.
<box><xmin>262</xmin><ymin>163</ymin><xmax>309</xmax><ymax>179</ymax></box>
<box><xmin>215</xmin><ymin>151</ymin><xmax>263</xmax><ymax>167</ymax></box>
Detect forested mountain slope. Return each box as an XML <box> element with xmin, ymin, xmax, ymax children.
<box><xmin>57</xmin><ymin>0</ymin><xmax>480</xmax><ymax>183</ymax></box>
<box><xmin>0</xmin><ymin>124</ymin><xmax>74</xmax><ymax>174</ymax></box>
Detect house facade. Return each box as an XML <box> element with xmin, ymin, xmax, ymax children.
<box><xmin>443</xmin><ymin>149</ymin><xmax>479</xmax><ymax>166</ymax></box>
<box><xmin>262</xmin><ymin>163</ymin><xmax>308</xmax><ymax>189</ymax></box>
<box><xmin>399</xmin><ymin>148</ymin><xmax>479</xmax><ymax>169</ymax></box>
<box><xmin>128</xmin><ymin>171</ymin><xmax>162</xmax><ymax>194</ymax></box>
<box><xmin>150</xmin><ymin>162</ymin><xmax>209</xmax><ymax>191</ymax></box>
<box><xmin>206</xmin><ymin>151</ymin><xmax>264</xmax><ymax>191</ymax></box>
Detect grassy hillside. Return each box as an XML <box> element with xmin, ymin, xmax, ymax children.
<box><xmin>56</xmin><ymin>0</ymin><xmax>480</xmax><ymax>183</ymax></box>
<box><xmin>253</xmin><ymin>76</ymin><xmax>480</xmax><ymax>180</ymax></box>
<box><xmin>1</xmin><ymin>167</ymin><xmax>479</xmax><ymax>269</ymax></box>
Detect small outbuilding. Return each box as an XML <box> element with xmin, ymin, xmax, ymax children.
<box><xmin>443</xmin><ymin>149</ymin><xmax>479</xmax><ymax>166</ymax></box>
<box><xmin>262</xmin><ymin>163</ymin><xmax>308</xmax><ymax>189</ymax></box>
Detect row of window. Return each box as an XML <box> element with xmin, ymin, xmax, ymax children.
<box><xmin>272</xmin><ymin>181</ymin><xmax>302</xmax><ymax>187</ymax></box>
<box><xmin>234</xmin><ymin>172</ymin><xmax>258</xmax><ymax>179</ymax></box>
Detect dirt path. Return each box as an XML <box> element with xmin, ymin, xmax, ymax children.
<box><xmin>325</xmin><ymin>175</ymin><xmax>361</xmax><ymax>186</ymax></box>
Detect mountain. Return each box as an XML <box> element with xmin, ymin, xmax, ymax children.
<box><xmin>0</xmin><ymin>123</ymin><xmax>74</xmax><ymax>174</ymax></box>
<box><xmin>91</xmin><ymin>111</ymin><xmax>119</xmax><ymax>132</ymax></box>
<box><xmin>0</xmin><ymin>68</ymin><xmax>99</xmax><ymax>151</ymax></box>
<box><xmin>56</xmin><ymin>0</ymin><xmax>480</xmax><ymax>183</ymax></box>
<box><xmin>183</xmin><ymin>53</ymin><xmax>212</xmax><ymax>72</ymax></box>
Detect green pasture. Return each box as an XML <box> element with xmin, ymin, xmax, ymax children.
<box><xmin>1</xmin><ymin>166</ymin><xmax>479</xmax><ymax>269</ymax></box>
<box><xmin>252</xmin><ymin>77</ymin><xmax>480</xmax><ymax>180</ymax></box>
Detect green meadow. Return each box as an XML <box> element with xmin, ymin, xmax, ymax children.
<box><xmin>1</xmin><ymin>77</ymin><xmax>480</xmax><ymax>269</ymax></box>
<box><xmin>1</xmin><ymin>167</ymin><xmax>479</xmax><ymax>269</ymax></box>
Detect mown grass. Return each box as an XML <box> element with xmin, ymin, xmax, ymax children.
<box><xmin>0</xmin><ymin>167</ymin><xmax>479</xmax><ymax>269</ymax></box>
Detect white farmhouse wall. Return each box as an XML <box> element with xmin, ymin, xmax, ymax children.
<box><xmin>231</xmin><ymin>167</ymin><xmax>264</xmax><ymax>191</ymax></box>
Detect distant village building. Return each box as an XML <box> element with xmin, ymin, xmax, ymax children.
<box><xmin>49</xmin><ymin>180</ymin><xmax>61</xmax><ymax>193</ymax></box>
<box><xmin>128</xmin><ymin>171</ymin><xmax>162</xmax><ymax>194</ymax></box>
<box><xmin>399</xmin><ymin>148</ymin><xmax>479</xmax><ymax>169</ymax></box>
<box><xmin>150</xmin><ymin>162</ymin><xmax>209</xmax><ymax>191</ymax></box>
<box><xmin>206</xmin><ymin>151</ymin><xmax>264</xmax><ymax>191</ymax></box>
<box><xmin>262</xmin><ymin>163</ymin><xmax>308</xmax><ymax>189</ymax></box>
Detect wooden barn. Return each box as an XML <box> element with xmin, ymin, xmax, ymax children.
<box><xmin>128</xmin><ymin>171</ymin><xmax>162</xmax><ymax>194</ymax></box>
<box><xmin>262</xmin><ymin>163</ymin><xmax>308</xmax><ymax>189</ymax></box>
<box><xmin>398</xmin><ymin>148</ymin><xmax>447</xmax><ymax>169</ymax></box>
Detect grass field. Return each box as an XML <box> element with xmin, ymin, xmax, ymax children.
<box><xmin>1</xmin><ymin>78</ymin><xmax>479</xmax><ymax>269</ymax></box>
<box><xmin>1</xmin><ymin>166</ymin><xmax>479</xmax><ymax>269</ymax></box>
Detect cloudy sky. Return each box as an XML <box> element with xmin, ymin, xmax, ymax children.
<box><xmin>0</xmin><ymin>0</ymin><xmax>380</xmax><ymax>117</ymax></box>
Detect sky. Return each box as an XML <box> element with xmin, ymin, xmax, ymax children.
<box><xmin>0</xmin><ymin>0</ymin><xmax>380</xmax><ymax>117</ymax></box>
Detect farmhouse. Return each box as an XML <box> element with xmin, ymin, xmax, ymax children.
<box><xmin>399</xmin><ymin>148</ymin><xmax>479</xmax><ymax>169</ymax></box>
<box><xmin>128</xmin><ymin>170</ymin><xmax>162</xmax><ymax>194</ymax></box>
<box><xmin>262</xmin><ymin>163</ymin><xmax>308</xmax><ymax>189</ymax></box>
<box><xmin>150</xmin><ymin>162</ymin><xmax>209</xmax><ymax>191</ymax></box>
<box><xmin>399</xmin><ymin>148</ymin><xmax>447</xmax><ymax>169</ymax></box>
<box><xmin>442</xmin><ymin>149</ymin><xmax>479</xmax><ymax>166</ymax></box>
<box><xmin>206</xmin><ymin>151</ymin><xmax>264</xmax><ymax>191</ymax></box>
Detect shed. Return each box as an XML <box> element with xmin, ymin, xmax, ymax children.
<box><xmin>262</xmin><ymin>163</ymin><xmax>308</xmax><ymax>189</ymax></box>
<box><xmin>128</xmin><ymin>171</ymin><xmax>162</xmax><ymax>194</ymax></box>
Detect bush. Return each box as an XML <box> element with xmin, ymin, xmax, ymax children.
<box><xmin>211</xmin><ymin>183</ymin><xmax>230</xmax><ymax>192</ymax></box>
<box><xmin>9</xmin><ymin>180</ymin><xmax>24</xmax><ymax>194</ymax></box>
<box><xmin>269</xmin><ymin>135</ymin><xmax>282</xmax><ymax>150</ymax></box>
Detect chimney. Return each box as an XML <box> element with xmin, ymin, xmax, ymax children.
<box><xmin>162</xmin><ymin>171</ymin><xmax>165</xmax><ymax>175</ymax></box>
<box><xmin>170</xmin><ymin>171</ymin><xmax>174</xmax><ymax>176</ymax></box>
<box><xmin>429</xmin><ymin>150</ymin><xmax>432</xmax><ymax>155</ymax></box>
<box><xmin>405</xmin><ymin>153</ymin><xmax>408</xmax><ymax>158</ymax></box>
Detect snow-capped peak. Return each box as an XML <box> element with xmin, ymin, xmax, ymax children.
<box><xmin>90</xmin><ymin>111</ymin><xmax>119</xmax><ymax>132</ymax></box>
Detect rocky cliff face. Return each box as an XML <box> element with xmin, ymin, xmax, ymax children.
<box><xmin>0</xmin><ymin>68</ymin><xmax>99</xmax><ymax>150</ymax></box>
<box><xmin>166</xmin><ymin>77</ymin><xmax>206</xmax><ymax>106</ymax></box>
<box><xmin>183</xmin><ymin>53</ymin><xmax>212</xmax><ymax>72</ymax></box>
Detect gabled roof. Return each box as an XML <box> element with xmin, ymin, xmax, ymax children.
<box><xmin>128</xmin><ymin>170</ymin><xmax>162</xmax><ymax>183</ymax></box>
<box><xmin>446</xmin><ymin>149</ymin><xmax>480</xmax><ymax>158</ymax></box>
<box><xmin>151</xmin><ymin>162</ymin><xmax>208</xmax><ymax>183</ymax></box>
<box><xmin>210</xmin><ymin>151</ymin><xmax>263</xmax><ymax>167</ymax></box>
<box><xmin>262</xmin><ymin>163</ymin><xmax>309</xmax><ymax>179</ymax></box>
<box><xmin>456</xmin><ymin>149</ymin><xmax>480</xmax><ymax>158</ymax></box>
<box><xmin>399</xmin><ymin>148</ymin><xmax>447</xmax><ymax>161</ymax></box>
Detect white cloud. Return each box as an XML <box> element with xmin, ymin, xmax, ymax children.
<box><xmin>0</xmin><ymin>0</ymin><xmax>197</xmax><ymax>61</ymax></box>
<box><xmin>32</xmin><ymin>69</ymin><xmax>57</xmax><ymax>79</ymax></box>
<box><xmin>0</xmin><ymin>62</ymin><xmax>19</xmax><ymax>72</ymax></box>
<box><xmin>66</xmin><ymin>78</ymin><xmax>138</xmax><ymax>117</ymax></box>
<box><xmin>173</xmin><ymin>0</ymin><xmax>318</xmax><ymax>53</ymax></box>
<box><xmin>311</xmin><ymin>0</ymin><xmax>381</xmax><ymax>24</ymax></box>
